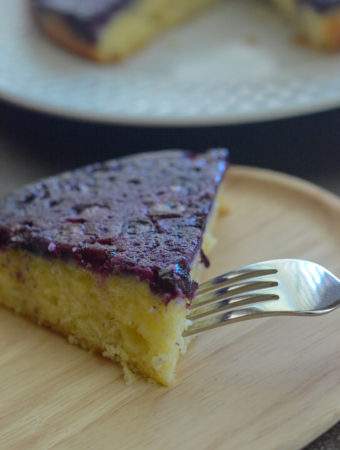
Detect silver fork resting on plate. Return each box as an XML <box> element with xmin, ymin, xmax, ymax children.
<box><xmin>184</xmin><ymin>259</ymin><xmax>340</xmax><ymax>337</ymax></box>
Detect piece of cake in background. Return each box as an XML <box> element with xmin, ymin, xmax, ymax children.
<box><xmin>271</xmin><ymin>0</ymin><xmax>340</xmax><ymax>49</ymax></box>
<box><xmin>0</xmin><ymin>149</ymin><xmax>228</xmax><ymax>385</ymax></box>
<box><xmin>31</xmin><ymin>0</ymin><xmax>340</xmax><ymax>62</ymax></box>
<box><xmin>30</xmin><ymin>0</ymin><xmax>219</xmax><ymax>62</ymax></box>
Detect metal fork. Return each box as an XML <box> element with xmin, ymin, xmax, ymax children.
<box><xmin>183</xmin><ymin>259</ymin><xmax>340</xmax><ymax>337</ymax></box>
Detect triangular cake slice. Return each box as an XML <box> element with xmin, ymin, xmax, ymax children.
<box><xmin>31</xmin><ymin>0</ymin><xmax>220</xmax><ymax>62</ymax></box>
<box><xmin>0</xmin><ymin>149</ymin><xmax>228</xmax><ymax>385</ymax></box>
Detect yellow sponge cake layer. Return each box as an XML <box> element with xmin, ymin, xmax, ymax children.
<box><xmin>0</xmin><ymin>250</ymin><xmax>190</xmax><ymax>385</ymax></box>
<box><xmin>99</xmin><ymin>0</ymin><xmax>220</xmax><ymax>61</ymax></box>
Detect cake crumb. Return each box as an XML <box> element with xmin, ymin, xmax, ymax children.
<box><xmin>68</xmin><ymin>335</ymin><xmax>79</xmax><ymax>345</ymax></box>
<box><xmin>122</xmin><ymin>362</ymin><xmax>139</xmax><ymax>385</ymax></box>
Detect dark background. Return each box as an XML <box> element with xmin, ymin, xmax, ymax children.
<box><xmin>0</xmin><ymin>100</ymin><xmax>339</xmax><ymax>195</ymax></box>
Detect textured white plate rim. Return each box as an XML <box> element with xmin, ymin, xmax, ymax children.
<box><xmin>1</xmin><ymin>85</ymin><xmax>340</xmax><ymax>126</ymax></box>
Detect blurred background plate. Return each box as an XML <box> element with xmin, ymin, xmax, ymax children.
<box><xmin>1</xmin><ymin>0</ymin><xmax>340</xmax><ymax>125</ymax></box>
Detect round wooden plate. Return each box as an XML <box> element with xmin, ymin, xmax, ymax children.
<box><xmin>0</xmin><ymin>166</ymin><xmax>339</xmax><ymax>449</ymax></box>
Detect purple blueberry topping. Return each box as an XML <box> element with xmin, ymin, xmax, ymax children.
<box><xmin>0</xmin><ymin>149</ymin><xmax>228</xmax><ymax>302</ymax></box>
<box><xmin>31</xmin><ymin>0</ymin><xmax>138</xmax><ymax>43</ymax></box>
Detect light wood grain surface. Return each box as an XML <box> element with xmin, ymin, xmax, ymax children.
<box><xmin>0</xmin><ymin>166</ymin><xmax>339</xmax><ymax>450</ymax></box>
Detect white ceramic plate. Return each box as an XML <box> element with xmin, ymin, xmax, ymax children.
<box><xmin>1</xmin><ymin>0</ymin><xmax>340</xmax><ymax>125</ymax></box>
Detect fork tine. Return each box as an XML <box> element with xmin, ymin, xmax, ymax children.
<box><xmin>188</xmin><ymin>292</ymin><xmax>279</xmax><ymax>320</ymax></box>
<box><xmin>197</xmin><ymin>268</ymin><xmax>278</xmax><ymax>295</ymax></box>
<box><xmin>183</xmin><ymin>304</ymin><xmax>269</xmax><ymax>337</ymax></box>
<box><xmin>183</xmin><ymin>259</ymin><xmax>340</xmax><ymax>337</ymax></box>
<box><xmin>183</xmin><ymin>299</ymin><xmax>335</xmax><ymax>337</ymax></box>
<box><xmin>191</xmin><ymin>279</ymin><xmax>279</xmax><ymax>309</ymax></box>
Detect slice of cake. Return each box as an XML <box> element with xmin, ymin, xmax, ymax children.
<box><xmin>271</xmin><ymin>0</ymin><xmax>340</xmax><ymax>49</ymax></box>
<box><xmin>0</xmin><ymin>149</ymin><xmax>228</xmax><ymax>385</ymax></box>
<box><xmin>30</xmin><ymin>0</ymin><xmax>219</xmax><ymax>62</ymax></box>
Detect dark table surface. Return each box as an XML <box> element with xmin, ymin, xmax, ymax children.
<box><xmin>0</xmin><ymin>99</ymin><xmax>339</xmax><ymax>449</ymax></box>
<box><xmin>0</xmin><ymin>100</ymin><xmax>339</xmax><ymax>194</ymax></box>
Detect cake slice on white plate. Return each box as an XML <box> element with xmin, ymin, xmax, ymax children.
<box><xmin>30</xmin><ymin>0</ymin><xmax>340</xmax><ymax>62</ymax></box>
<box><xmin>30</xmin><ymin>0</ymin><xmax>220</xmax><ymax>61</ymax></box>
